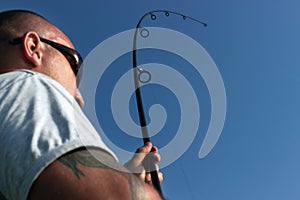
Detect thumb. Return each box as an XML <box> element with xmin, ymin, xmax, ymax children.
<box><xmin>131</xmin><ymin>142</ymin><xmax>153</xmax><ymax>165</ymax></box>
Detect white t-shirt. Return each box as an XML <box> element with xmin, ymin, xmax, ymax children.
<box><xmin>0</xmin><ymin>70</ymin><xmax>117</xmax><ymax>200</ymax></box>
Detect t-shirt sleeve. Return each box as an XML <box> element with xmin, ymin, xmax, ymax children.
<box><xmin>0</xmin><ymin>71</ymin><xmax>117</xmax><ymax>200</ymax></box>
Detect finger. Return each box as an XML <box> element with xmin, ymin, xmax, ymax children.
<box><xmin>130</xmin><ymin>142</ymin><xmax>153</xmax><ymax>165</ymax></box>
<box><xmin>158</xmin><ymin>171</ymin><xmax>163</xmax><ymax>183</ymax></box>
<box><xmin>145</xmin><ymin>170</ymin><xmax>163</xmax><ymax>184</ymax></box>
<box><xmin>151</xmin><ymin>151</ymin><xmax>161</xmax><ymax>163</ymax></box>
<box><xmin>126</xmin><ymin>163</ymin><xmax>145</xmax><ymax>174</ymax></box>
<box><xmin>151</xmin><ymin>145</ymin><xmax>158</xmax><ymax>152</ymax></box>
<box><xmin>136</xmin><ymin>142</ymin><xmax>152</xmax><ymax>153</ymax></box>
<box><xmin>137</xmin><ymin>169</ymin><xmax>146</xmax><ymax>181</ymax></box>
<box><xmin>149</xmin><ymin>145</ymin><xmax>161</xmax><ymax>163</ymax></box>
<box><xmin>145</xmin><ymin>172</ymin><xmax>152</xmax><ymax>184</ymax></box>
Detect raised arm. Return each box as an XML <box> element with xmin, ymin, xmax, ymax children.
<box><xmin>27</xmin><ymin>147</ymin><xmax>162</xmax><ymax>200</ymax></box>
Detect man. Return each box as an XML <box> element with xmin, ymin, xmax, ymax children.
<box><xmin>0</xmin><ymin>10</ymin><xmax>163</xmax><ymax>200</ymax></box>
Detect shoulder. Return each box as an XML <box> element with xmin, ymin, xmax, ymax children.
<box><xmin>0</xmin><ymin>69</ymin><xmax>77</xmax><ymax>131</ymax></box>
<box><xmin>0</xmin><ymin>69</ymin><xmax>73</xmax><ymax>100</ymax></box>
<box><xmin>0</xmin><ymin>70</ymin><xmax>55</xmax><ymax>88</ymax></box>
<box><xmin>0</xmin><ymin>70</ymin><xmax>118</xmax><ymax>200</ymax></box>
<box><xmin>0</xmin><ymin>69</ymin><xmax>77</xmax><ymax>119</ymax></box>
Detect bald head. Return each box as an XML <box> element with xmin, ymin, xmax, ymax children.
<box><xmin>0</xmin><ymin>10</ymin><xmax>59</xmax><ymax>43</ymax></box>
<box><xmin>0</xmin><ymin>10</ymin><xmax>83</xmax><ymax>105</ymax></box>
<box><xmin>0</xmin><ymin>10</ymin><xmax>66</xmax><ymax>72</ymax></box>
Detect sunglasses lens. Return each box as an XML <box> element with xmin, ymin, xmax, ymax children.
<box><xmin>64</xmin><ymin>53</ymin><xmax>82</xmax><ymax>75</ymax></box>
<box><xmin>34</xmin><ymin>37</ymin><xmax>83</xmax><ymax>76</ymax></box>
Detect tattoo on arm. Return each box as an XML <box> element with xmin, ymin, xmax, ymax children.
<box><xmin>58</xmin><ymin>148</ymin><xmax>145</xmax><ymax>200</ymax></box>
<box><xmin>58</xmin><ymin>148</ymin><xmax>108</xmax><ymax>179</ymax></box>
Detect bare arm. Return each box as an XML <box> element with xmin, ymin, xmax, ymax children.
<box><xmin>28</xmin><ymin>148</ymin><xmax>162</xmax><ymax>200</ymax></box>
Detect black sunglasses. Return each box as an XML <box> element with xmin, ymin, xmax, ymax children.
<box><xmin>9</xmin><ymin>37</ymin><xmax>83</xmax><ymax>76</ymax></box>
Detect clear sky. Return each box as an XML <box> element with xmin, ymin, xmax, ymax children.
<box><xmin>2</xmin><ymin>0</ymin><xmax>300</xmax><ymax>199</ymax></box>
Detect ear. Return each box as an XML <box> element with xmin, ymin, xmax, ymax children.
<box><xmin>22</xmin><ymin>32</ymin><xmax>43</xmax><ymax>67</ymax></box>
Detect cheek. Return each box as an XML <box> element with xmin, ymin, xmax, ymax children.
<box><xmin>62</xmin><ymin>71</ymin><xmax>77</xmax><ymax>96</ymax></box>
<box><xmin>43</xmin><ymin>52</ymin><xmax>77</xmax><ymax>95</ymax></box>
<box><xmin>56</xmin><ymin>57</ymin><xmax>77</xmax><ymax>89</ymax></box>
<box><xmin>51</xmin><ymin>64</ymin><xmax>77</xmax><ymax>95</ymax></box>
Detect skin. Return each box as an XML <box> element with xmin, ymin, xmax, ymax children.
<box><xmin>0</xmin><ymin>11</ymin><xmax>163</xmax><ymax>200</ymax></box>
<box><xmin>28</xmin><ymin>143</ymin><xmax>162</xmax><ymax>200</ymax></box>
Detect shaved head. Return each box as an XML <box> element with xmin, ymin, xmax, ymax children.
<box><xmin>0</xmin><ymin>10</ymin><xmax>75</xmax><ymax>53</ymax></box>
<box><xmin>0</xmin><ymin>9</ymin><xmax>80</xmax><ymax>101</ymax></box>
<box><xmin>0</xmin><ymin>10</ymin><xmax>74</xmax><ymax>64</ymax></box>
<box><xmin>0</xmin><ymin>10</ymin><xmax>58</xmax><ymax>42</ymax></box>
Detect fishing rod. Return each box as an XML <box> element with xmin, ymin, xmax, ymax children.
<box><xmin>132</xmin><ymin>10</ymin><xmax>207</xmax><ymax>198</ymax></box>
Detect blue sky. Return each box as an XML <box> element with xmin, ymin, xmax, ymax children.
<box><xmin>2</xmin><ymin>0</ymin><xmax>300</xmax><ymax>199</ymax></box>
